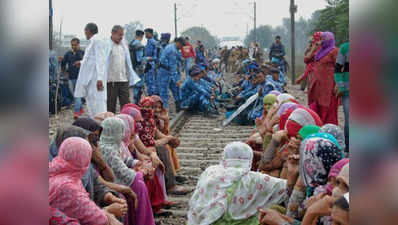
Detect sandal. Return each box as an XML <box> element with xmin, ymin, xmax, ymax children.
<box><xmin>154</xmin><ymin>209</ymin><xmax>173</xmax><ymax>217</ymax></box>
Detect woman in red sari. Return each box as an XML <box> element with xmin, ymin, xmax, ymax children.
<box><xmin>136</xmin><ymin>97</ymin><xmax>191</xmax><ymax>196</ymax></box>
<box><xmin>310</xmin><ymin>31</ymin><xmax>339</xmax><ymax>125</ymax></box>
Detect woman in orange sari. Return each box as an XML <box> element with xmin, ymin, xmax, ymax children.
<box><xmin>151</xmin><ymin>95</ymin><xmax>181</xmax><ymax>176</ymax></box>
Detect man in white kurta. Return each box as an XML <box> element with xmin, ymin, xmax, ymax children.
<box><xmin>74</xmin><ymin>23</ymin><xmax>107</xmax><ymax>118</ymax></box>
<box><xmin>104</xmin><ymin>25</ymin><xmax>141</xmax><ymax>113</ymax></box>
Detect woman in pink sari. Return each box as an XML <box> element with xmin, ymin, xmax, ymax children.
<box><xmin>49</xmin><ymin>137</ymin><xmax>122</xmax><ymax>225</ymax></box>
<box><xmin>311</xmin><ymin>31</ymin><xmax>339</xmax><ymax>125</ymax></box>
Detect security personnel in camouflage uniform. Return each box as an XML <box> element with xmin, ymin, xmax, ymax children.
<box><xmin>129</xmin><ymin>29</ymin><xmax>145</xmax><ymax>103</ymax></box>
<box><xmin>144</xmin><ymin>28</ymin><xmax>159</xmax><ymax>96</ymax></box>
<box><xmin>180</xmin><ymin>65</ymin><xmax>218</xmax><ymax>116</ymax></box>
<box><xmin>158</xmin><ymin>36</ymin><xmax>185</xmax><ymax>110</ymax></box>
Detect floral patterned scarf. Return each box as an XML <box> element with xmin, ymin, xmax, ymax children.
<box><xmin>136</xmin><ymin>97</ymin><xmax>156</xmax><ymax>147</ymax></box>
<box><xmin>49</xmin><ymin>137</ymin><xmax>108</xmax><ymax>224</ymax></box>
<box><xmin>300</xmin><ymin>136</ymin><xmax>344</xmax><ymax>189</ymax></box>
<box><xmin>188</xmin><ymin>142</ymin><xmax>287</xmax><ymax>225</ymax></box>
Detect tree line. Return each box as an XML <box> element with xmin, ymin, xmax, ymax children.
<box><xmin>244</xmin><ymin>0</ymin><xmax>349</xmax><ymax>55</ymax></box>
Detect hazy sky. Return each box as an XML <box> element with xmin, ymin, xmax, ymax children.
<box><xmin>53</xmin><ymin>0</ymin><xmax>327</xmax><ymax>40</ymax></box>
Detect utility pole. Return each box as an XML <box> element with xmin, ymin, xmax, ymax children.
<box><xmin>49</xmin><ymin>0</ymin><xmax>53</xmax><ymax>49</ymax></box>
<box><xmin>253</xmin><ymin>1</ymin><xmax>256</xmax><ymax>44</ymax></box>
<box><xmin>59</xmin><ymin>19</ymin><xmax>63</xmax><ymax>45</ymax></box>
<box><xmin>174</xmin><ymin>3</ymin><xmax>177</xmax><ymax>38</ymax></box>
<box><xmin>290</xmin><ymin>0</ymin><xmax>297</xmax><ymax>84</ymax></box>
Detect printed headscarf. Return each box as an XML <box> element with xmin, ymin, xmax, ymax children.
<box><xmin>277</xmin><ymin>102</ymin><xmax>299</xmax><ymax>117</ymax></box>
<box><xmin>277</xmin><ymin>93</ymin><xmax>295</xmax><ymax>104</ymax></box>
<box><xmin>50</xmin><ymin>126</ymin><xmax>94</xmax><ymax>198</ymax></box>
<box><xmin>315</xmin><ymin>31</ymin><xmax>336</xmax><ymax>61</ymax></box>
<box><xmin>116</xmin><ymin>114</ymin><xmax>135</xmax><ymax>160</ymax></box>
<box><xmin>285</xmin><ymin>108</ymin><xmax>322</xmax><ymax>138</ymax></box>
<box><xmin>300</xmin><ymin>136</ymin><xmax>344</xmax><ymax>188</ymax></box>
<box><xmin>151</xmin><ymin>95</ymin><xmax>169</xmax><ymax>131</ymax></box>
<box><xmin>279</xmin><ymin>107</ymin><xmax>298</xmax><ymax>131</ymax></box>
<box><xmin>121</xmin><ymin>106</ymin><xmax>143</xmax><ymax>122</ymax></box>
<box><xmin>49</xmin><ymin>137</ymin><xmax>107</xmax><ymax>224</ymax></box>
<box><xmin>188</xmin><ymin>142</ymin><xmax>287</xmax><ymax>225</ymax></box>
<box><xmin>100</xmin><ymin>117</ymin><xmax>125</xmax><ymax>145</ymax></box>
<box><xmin>122</xmin><ymin>103</ymin><xmax>141</xmax><ymax>111</ymax></box>
<box><xmin>116</xmin><ymin>114</ymin><xmax>136</xmax><ymax>144</ymax></box>
<box><xmin>140</xmin><ymin>96</ymin><xmax>154</xmax><ymax>108</ymax></box>
<box><xmin>136</xmin><ymin>97</ymin><xmax>156</xmax><ymax>147</ymax></box>
<box><xmin>100</xmin><ymin>117</ymin><xmax>137</xmax><ymax>187</ymax></box>
<box><xmin>151</xmin><ymin>95</ymin><xmax>167</xmax><ymax>114</ymax></box>
<box><xmin>325</xmin><ymin>158</ymin><xmax>349</xmax><ymax>195</ymax></box>
<box><xmin>299</xmin><ymin>125</ymin><xmax>320</xmax><ymax>139</ymax></box>
<box><xmin>328</xmin><ymin>158</ymin><xmax>349</xmax><ymax>180</ymax></box>
<box><xmin>306</xmin><ymin>132</ymin><xmax>343</xmax><ymax>152</ymax></box>
<box><xmin>140</xmin><ymin>97</ymin><xmax>155</xmax><ymax>119</ymax></box>
<box><xmin>320</xmin><ymin>124</ymin><xmax>346</xmax><ymax>151</ymax></box>
<box><xmin>269</xmin><ymin>90</ymin><xmax>281</xmax><ymax>96</ymax></box>
<box><xmin>49</xmin><ymin>137</ymin><xmax>92</xmax><ymax>187</ymax></box>
<box><xmin>337</xmin><ymin>163</ymin><xmax>349</xmax><ymax>187</ymax></box>
<box><xmin>312</xmin><ymin>32</ymin><xmax>322</xmax><ymax>45</ymax></box>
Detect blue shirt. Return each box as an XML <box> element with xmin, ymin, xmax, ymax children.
<box><xmin>145</xmin><ymin>38</ymin><xmax>158</xmax><ymax>63</ymax></box>
<box><xmin>195</xmin><ymin>48</ymin><xmax>206</xmax><ymax>64</ymax></box>
<box><xmin>159</xmin><ymin>43</ymin><xmax>179</xmax><ymax>73</ymax></box>
<box><xmin>131</xmin><ymin>39</ymin><xmax>144</xmax><ymax>64</ymax></box>
<box><xmin>61</xmin><ymin>50</ymin><xmax>84</xmax><ymax>80</ymax></box>
<box><xmin>198</xmin><ymin>78</ymin><xmax>213</xmax><ymax>93</ymax></box>
<box><xmin>269</xmin><ymin>42</ymin><xmax>286</xmax><ymax>60</ymax></box>
<box><xmin>49</xmin><ymin>50</ymin><xmax>58</xmax><ymax>82</ymax></box>
<box><xmin>241</xmin><ymin>78</ymin><xmax>253</xmax><ymax>92</ymax></box>
<box><xmin>180</xmin><ymin>77</ymin><xmax>211</xmax><ymax>99</ymax></box>
<box><xmin>265</xmin><ymin>75</ymin><xmax>283</xmax><ymax>92</ymax></box>
<box><xmin>239</xmin><ymin>83</ymin><xmax>262</xmax><ymax>100</ymax></box>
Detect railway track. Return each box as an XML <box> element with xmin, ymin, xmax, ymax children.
<box><xmin>49</xmin><ymin>72</ymin><xmax>341</xmax><ymax>225</ymax></box>
<box><xmin>156</xmin><ymin>106</ymin><xmax>254</xmax><ymax>225</ymax></box>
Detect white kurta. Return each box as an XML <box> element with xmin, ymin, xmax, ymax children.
<box><xmin>103</xmin><ymin>39</ymin><xmax>141</xmax><ymax>87</ymax></box>
<box><xmin>74</xmin><ymin>35</ymin><xmax>107</xmax><ymax>118</ymax></box>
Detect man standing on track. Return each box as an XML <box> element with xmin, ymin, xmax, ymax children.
<box><xmin>74</xmin><ymin>23</ymin><xmax>107</xmax><ymax>118</ymax></box>
<box><xmin>181</xmin><ymin>36</ymin><xmax>196</xmax><ymax>76</ymax></box>
<box><xmin>129</xmin><ymin>29</ymin><xmax>146</xmax><ymax>104</ymax></box>
<box><xmin>158</xmin><ymin>37</ymin><xmax>185</xmax><ymax>110</ymax></box>
<box><xmin>61</xmin><ymin>37</ymin><xmax>85</xmax><ymax>119</ymax></box>
<box><xmin>144</xmin><ymin>28</ymin><xmax>159</xmax><ymax>96</ymax></box>
<box><xmin>104</xmin><ymin>25</ymin><xmax>140</xmax><ymax>113</ymax></box>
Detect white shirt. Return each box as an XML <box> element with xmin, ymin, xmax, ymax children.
<box><xmin>74</xmin><ymin>35</ymin><xmax>107</xmax><ymax>117</ymax></box>
<box><xmin>108</xmin><ymin>41</ymin><xmax>127</xmax><ymax>82</ymax></box>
